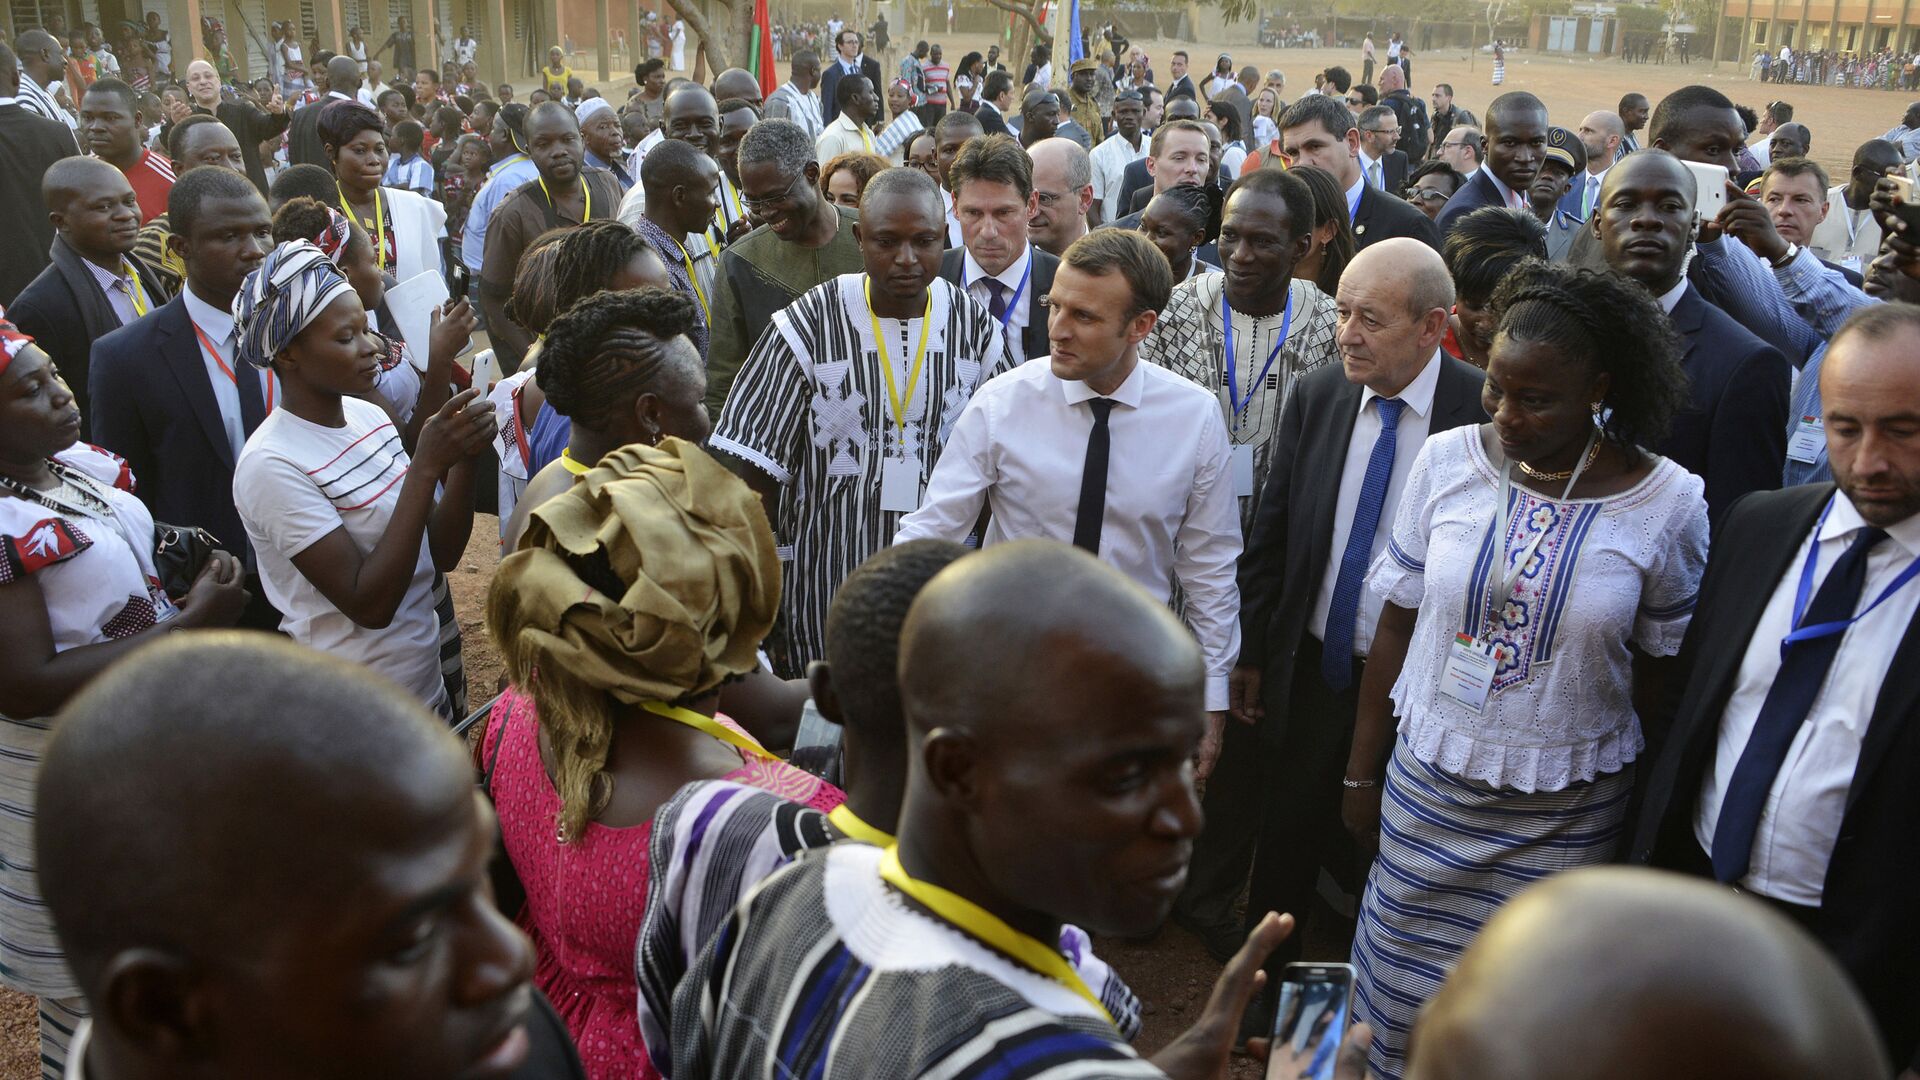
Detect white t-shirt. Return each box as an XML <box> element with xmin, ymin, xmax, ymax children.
<box><xmin>234</xmin><ymin>397</ymin><xmax>446</xmax><ymax>713</ymax></box>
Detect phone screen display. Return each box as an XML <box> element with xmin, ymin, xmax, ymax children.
<box><xmin>1265</xmin><ymin>965</ymin><xmax>1355</xmax><ymax>1080</ymax></box>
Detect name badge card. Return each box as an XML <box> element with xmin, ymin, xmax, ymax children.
<box><xmin>1787</xmin><ymin>415</ymin><xmax>1824</xmax><ymax>465</ymax></box>
<box><xmin>881</xmin><ymin>453</ymin><xmax>922</xmax><ymax>512</ymax></box>
<box><xmin>1439</xmin><ymin>633</ymin><xmax>1497</xmax><ymax>712</ymax></box>
<box><xmin>1232</xmin><ymin>444</ymin><xmax>1256</xmax><ymax>497</ymax></box>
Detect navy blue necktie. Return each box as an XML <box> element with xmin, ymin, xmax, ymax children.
<box><xmin>1710</xmin><ymin>525</ymin><xmax>1889</xmax><ymax>883</ymax></box>
<box><xmin>1073</xmin><ymin>398</ymin><xmax>1115</xmax><ymax>554</ymax></box>
<box><xmin>1322</xmin><ymin>397</ymin><xmax>1405</xmax><ymax>691</ymax></box>
<box><xmin>984</xmin><ymin>278</ymin><xmax>1007</xmax><ymax>323</ymax></box>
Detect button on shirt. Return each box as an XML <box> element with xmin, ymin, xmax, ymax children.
<box><xmin>961</xmin><ymin>244</ymin><xmax>1034</xmax><ymax>358</ymax></box>
<box><xmin>894</xmin><ymin>356</ymin><xmax>1243</xmax><ymax>709</ymax></box>
<box><xmin>183</xmin><ymin>287</ymin><xmax>275</xmax><ymax>462</ymax></box>
<box><xmin>84</xmin><ymin>257</ymin><xmax>153</xmax><ymax>328</ymax></box>
<box><xmin>1693</xmin><ymin>496</ymin><xmax>1920</xmax><ymax>905</ymax></box>
<box><xmin>1309</xmin><ymin>348</ymin><xmax>1441</xmax><ymax>651</ymax></box>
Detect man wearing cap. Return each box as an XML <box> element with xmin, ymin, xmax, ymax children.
<box><xmin>1091</xmin><ymin>90</ymin><xmax>1148</xmax><ymax>224</ymax></box>
<box><xmin>1068</xmin><ymin>58</ymin><xmax>1106</xmax><ymax>144</ymax></box>
<box><xmin>1527</xmin><ymin>126</ymin><xmax>1588</xmax><ymax>261</ymax></box>
<box><xmin>577</xmin><ymin>97</ymin><xmax>634</xmax><ymax>191</ymax></box>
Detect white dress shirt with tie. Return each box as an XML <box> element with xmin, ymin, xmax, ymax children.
<box><xmin>1577</xmin><ymin>164</ymin><xmax>1610</xmax><ymax>219</ymax></box>
<box><xmin>960</xmin><ymin>244</ymin><xmax>1035</xmax><ymax>359</ymax></box>
<box><xmin>1309</xmin><ymin>348</ymin><xmax>1442</xmax><ymax>654</ymax></box>
<box><xmin>1693</xmin><ymin>496</ymin><xmax>1920</xmax><ymax>905</ymax></box>
<box><xmin>1357</xmin><ymin>148</ymin><xmax>1387</xmax><ymax>190</ymax></box>
<box><xmin>895</xmin><ymin>356</ymin><xmax>1243</xmax><ymax>709</ymax></box>
<box><xmin>183</xmin><ymin>287</ymin><xmax>277</xmax><ymax>462</ymax></box>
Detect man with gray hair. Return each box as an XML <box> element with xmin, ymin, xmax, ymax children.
<box><xmin>704</xmin><ymin>118</ymin><xmax>865</xmax><ymax>414</ymax></box>
<box><xmin>1027</xmin><ymin>137</ymin><xmax>1094</xmax><ymax>255</ymax></box>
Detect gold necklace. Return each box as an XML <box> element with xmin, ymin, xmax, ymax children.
<box><xmin>1517</xmin><ymin>439</ymin><xmax>1601</xmax><ymax>482</ymax></box>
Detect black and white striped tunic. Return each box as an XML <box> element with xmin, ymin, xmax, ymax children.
<box><xmin>710</xmin><ymin>273</ymin><xmax>1013</xmax><ymax>676</ymax></box>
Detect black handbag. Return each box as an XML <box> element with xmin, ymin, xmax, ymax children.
<box><xmin>151</xmin><ymin>522</ymin><xmax>223</xmax><ymax>601</ymax></box>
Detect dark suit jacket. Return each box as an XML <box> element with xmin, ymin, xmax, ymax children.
<box><xmin>287</xmin><ymin>93</ymin><xmax>356</xmax><ymax>168</ymax></box>
<box><xmin>1658</xmin><ymin>285</ymin><xmax>1789</xmax><ymax>527</ymax></box>
<box><xmin>0</xmin><ymin>103</ymin><xmax>80</xmax><ymax>307</ymax></box>
<box><xmin>217</xmin><ymin>99</ymin><xmax>292</xmax><ymax>194</ymax></box>
<box><xmin>1629</xmin><ymin>484</ymin><xmax>1920</xmax><ymax>1071</ymax></box>
<box><xmin>819</xmin><ymin>57</ymin><xmax>884</xmax><ymax>127</ymax></box>
<box><xmin>1239</xmin><ymin>357</ymin><xmax>1488</xmax><ymax>744</ymax></box>
<box><xmin>976</xmin><ymin>101</ymin><xmax>1011</xmax><ymax>136</ymax></box>
<box><xmin>938</xmin><ymin>244</ymin><xmax>1059</xmax><ymax>361</ymax></box>
<box><xmin>1433</xmin><ymin>167</ymin><xmax>1510</xmax><ymax>236</ymax></box>
<box><xmin>8</xmin><ymin>241</ymin><xmax>171</xmax><ymax>441</ymax></box>
<box><xmin>88</xmin><ymin>297</ymin><xmax>266</xmax><ymax>555</ymax></box>
<box><xmin>1116</xmin><ymin>157</ymin><xmax>1152</xmax><ymax>224</ymax></box>
<box><xmin>1353</xmin><ymin>184</ymin><xmax>1441</xmax><ymax>251</ymax></box>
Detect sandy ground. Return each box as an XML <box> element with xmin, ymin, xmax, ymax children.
<box><xmin>3</xmin><ymin>42</ymin><xmax>1901</xmax><ymax>1075</ymax></box>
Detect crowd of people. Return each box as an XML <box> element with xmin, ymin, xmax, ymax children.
<box><xmin>1755</xmin><ymin>42</ymin><xmax>1920</xmax><ymax>89</ymax></box>
<box><xmin>2</xmin><ymin>13</ymin><xmax>1920</xmax><ymax>1080</ymax></box>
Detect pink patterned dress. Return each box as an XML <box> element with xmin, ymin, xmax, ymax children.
<box><xmin>483</xmin><ymin>687</ymin><xmax>843</xmax><ymax>1079</ymax></box>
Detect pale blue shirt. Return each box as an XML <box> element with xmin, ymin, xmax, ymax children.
<box><xmin>461</xmin><ymin>153</ymin><xmax>541</xmax><ymax>273</ymax></box>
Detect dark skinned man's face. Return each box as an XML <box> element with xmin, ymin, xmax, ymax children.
<box><xmin>1486</xmin><ymin>107</ymin><xmax>1548</xmax><ymax>193</ymax></box>
<box><xmin>1595</xmin><ymin>154</ymin><xmax>1694</xmax><ymax>293</ymax></box>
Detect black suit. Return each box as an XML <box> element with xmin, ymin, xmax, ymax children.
<box><xmin>1115</xmin><ymin>157</ymin><xmax>1152</xmax><ymax>225</ymax></box>
<box><xmin>938</xmin><ymin>244</ymin><xmax>1058</xmax><ymax>361</ymax></box>
<box><xmin>1176</xmin><ymin>357</ymin><xmax>1488</xmax><ymax>963</ymax></box>
<box><xmin>1433</xmin><ymin>167</ymin><xmax>1511</xmax><ymax>236</ymax></box>
<box><xmin>976</xmin><ymin>100</ymin><xmax>1011</xmax><ymax>136</ymax></box>
<box><xmin>1353</xmin><ymin>183</ymin><xmax>1441</xmax><ymax>251</ymax></box>
<box><xmin>287</xmin><ymin>92</ymin><xmax>356</xmax><ymax>169</ymax></box>
<box><xmin>0</xmin><ymin>102</ymin><xmax>80</xmax><ymax>307</ymax></box>
<box><xmin>216</xmin><ymin>99</ymin><xmax>292</xmax><ymax>194</ymax></box>
<box><xmin>1630</xmin><ymin>484</ymin><xmax>1920</xmax><ymax>1071</ymax></box>
<box><xmin>1658</xmin><ymin>284</ymin><xmax>1789</xmax><ymax>527</ymax></box>
<box><xmin>8</xmin><ymin>238</ymin><xmax>171</xmax><ymax>440</ymax></box>
<box><xmin>819</xmin><ymin>57</ymin><xmax>884</xmax><ymax>127</ymax></box>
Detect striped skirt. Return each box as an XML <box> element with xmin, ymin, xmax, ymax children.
<box><xmin>1350</xmin><ymin>737</ymin><xmax>1633</xmax><ymax>1080</ymax></box>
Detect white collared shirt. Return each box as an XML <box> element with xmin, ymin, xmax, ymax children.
<box><xmin>1656</xmin><ymin>277</ymin><xmax>1688</xmax><ymax>315</ymax></box>
<box><xmin>83</xmin><ymin>255</ymin><xmax>153</xmax><ymax>328</ymax></box>
<box><xmin>1578</xmin><ymin>164</ymin><xmax>1610</xmax><ymax>216</ymax></box>
<box><xmin>1694</xmin><ymin>496</ymin><xmax>1920</xmax><ymax>904</ymax></box>
<box><xmin>1480</xmin><ymin>163</ymin><xmax>1525</xmax><ymax>209</ymax></box>
<box><xmin>940</xmin><ymin>188</ymin><xmax>963</xmax><ymax>247</ymax></box>
<box><xmin>895</xmin><ymin>356</ymin><xmax>1243</xmax><ymax>710</ymax></box>
<box><xmin>1344</xmin><ymin>170</ymin><xmax>1366</xmax><ymax>223</ymax></box>
<box><xmin>1357</xmin><ymin>148</ymin><xmax>1385</xmax><ymax>188</ymax></box>
<box><xmin>960</xmin><ymin>243</ymin><xmax>1034</xmax><ymax>353</ymax></box>
<box><xmin>1310</xmin><ymin>348</ymin><xmax>1444</xmax><ymax>652</ymax></box>
<box><xmin>182</xmin><ymin>287</ymin><xmax>276</xmax><ymax>461</ymax></box>
<box><xmin>1090</xmin><ymin>130</ymin><xmax>1148</xmax><ymax>223</ymax></box>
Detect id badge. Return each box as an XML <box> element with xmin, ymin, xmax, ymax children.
<box><xmin>1231</xmin><ymin>444</ymin><xmax>1256</xmax><ymax>498</ymax></box>
<box><xmin>1439</xmin><ymin>633</ymin><xmax>1497</xmax><ymax>712</ymax></box>
<box><xmin>1786</xmin><ymin>415</ymin><xmax>1824</xmax><ymax>464</ymax></box>
<box><xmin>880</xmin><ymin>453</ymin><xmax>922</xmax><ymax>512</ymax></box>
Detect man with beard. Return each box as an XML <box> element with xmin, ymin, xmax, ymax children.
<box><xmin>703</xmin><ymin>119</ymin><xmax>864</xmax><ymax>415</ymax></box>
<box><xmin>1435</xmin><ymin>91</ymin><xmax>1547</xmax><ymax>235</ymax></box>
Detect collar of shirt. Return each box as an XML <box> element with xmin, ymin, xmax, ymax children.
<box><xmin>1344</xmin><ymin>170</ymin><xmax>1365</xmax><ymax>220</ymax></box>
<box><xmin>82</xmin><ymin>253</ymin><xmax>135</xmax><ymax>297</ymax></box>
<box><xmin>1586</xmin><ymin>164</ymin><xmax>1610</xmax><ymax>189</ymax></box>
<box><xmin>183</xmin><ymin>285</ymin><xmax>236</xmax><ymax>342</ymax></box>
<box><xmin>1656</xmin><ymin>277</ymin><xmax>1688</xmax><ymax>315</ymax></box>
<box><xmin>1357</xmin><ymin>148</ymin><xmax>1380</xmax><ymax>176</ymax></box>
<box><xmin>327</xmin><ymin>89</ymin><xmax>351</xmax><ymax>101</ymax></box>
<box><xmin>1360</xmin><ymin>346</ymin><xmax>1443</xmax><ymax>419</ymax></box>
<box><xmin>834</xmin><ymin>112</ymin><xmax>870</xmax><ymax>135</ymax></box>
<box><xmin>0</xmin><ymin>96</ymin><xmax>17</xmax><ymax>106</ymax></box>
<box><xmin>1480</xmin><ymin>163</ymin><xmax>1522</xmax><ymax>207</ymax></box>
<box><xmin>1059</xmin><ymin>353</ymin><xmax>1146</xmax><ymax>409</ymax></box>
<box><xmin>844</xmin><ymin>56</ymin><xmax>864</xmax><ymax>72</ymax></box>
<box><xmin>1823</xmin><ymin>490</ymin><xmax>1920</xmax><ymax>556</ymax></box>
<box><xmin>961</xmin><ymin>243</ymin><xmax>1031</xmax><ymax>296</ymax></box>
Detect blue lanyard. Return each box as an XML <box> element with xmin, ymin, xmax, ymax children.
<box><xmin>1222</xmin><ymin>286</ymin><xmax>1292</xmax><ymax>428</ymax></box>
<box><xmin>962</xmin><ymin>251</ymin><xmax>1033</xmax><ymax>334</ymax></box>
<box><xmin>1782</xmin><ymin>496</ymin><xmax>1920</xmax><ymax>659</ymax></box>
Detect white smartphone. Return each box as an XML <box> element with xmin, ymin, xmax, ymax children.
<box><xmin>1682</xmin><ymin>160</ymin><xmax>1728</xmax><ymax>229</ymax></box>
<box><xmin>469</xmin><ymin>348</ymin><xmax>498</xmax><ymax>394</ymax></box>
<box><xmin>1265</xmin><ymin>962</ymin><xmax>1357</xmax><ymax>1080</ymax></box>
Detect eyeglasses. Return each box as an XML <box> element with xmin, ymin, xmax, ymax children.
<box><xmin>1408</xmin><ymin>186</ymin><xmax>1451</xmax><ymax>202</ymax></box>
<box><xmin>1364</xmin><ymin>127</ymin><xmax>1399</xmax><ymax>136</ymax></box>
<box><xmin>743</xmin><ymin>170</ymin><xmax>807</xmax><ymax>212</ymax></box>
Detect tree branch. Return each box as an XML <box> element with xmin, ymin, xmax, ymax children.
<box><xmin>662</xmin><ymin>0</ymin><xmax>731</xmax><ymax>71</ymax></box>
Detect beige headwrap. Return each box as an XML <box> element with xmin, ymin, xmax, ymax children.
<box><xmin>486</xmin><ymin>438</ymin><xmax>780</xmax><ymax>839</ymax></box>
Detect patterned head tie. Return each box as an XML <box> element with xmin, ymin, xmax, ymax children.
<box><xmin>308</xmin><ymin>202</ymin><xmax>354</xmax><ymax>264</ymax></box>
<box><xmin>0</xmin><ymin>316</ymin><xmax>34</xmax><ymax>380</ymax></box>
<box><xmin>231</xmin><ymin>240</ymin><xmax>355</xmax><ymax>370</ymax></box>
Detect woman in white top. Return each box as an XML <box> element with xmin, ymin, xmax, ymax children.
<box><xmin>0</xmin><ymin>320</ymin><xmax>247</xmax><ymax>1074</ymax></box>
<box><xmin>1343</xmin><ymin>263</ymin><xmax>1708</xmax><ymax>1080</ymax></box>
<box><xmin>1205</xmin><ymin>53</ymin><xmax>1237</xmax><ymax>98</ymax></box>
<box><xmin>319</xmin><ymin>100</ymin><xmax>448</xmax><ymax>287</ymax></box>
<box><xmin>231</xmin><ymin>242</ymin><xmax>493</xmax><ymax>719</ymax></box>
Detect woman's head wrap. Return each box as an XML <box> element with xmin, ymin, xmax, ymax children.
<box><xmin>306</xmin><ymin>202</ymin><xmax>353</xmax><ymax>263</ymax></box>
<box><xmin>231</xmin><ymin>240</ymin><xmax>355</xmax><ymax>369</ymax></box>
<box><xmin>0</xmin><ymin>316</ymin><xmax>35</xmax><ymax>381</ymax></box>
<box><xmin>486</xmin><ymin>439</ymin><xmax>779</xmax><ymax>841</ymax></box>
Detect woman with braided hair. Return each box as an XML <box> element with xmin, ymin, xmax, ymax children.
<box><xmin>1137</xmin><ymin>182</ymin><xmax>1219</xmax><ymax>285</ymax></box>
<box><xmin>482</xmin><ymin>399</ymin><xmax>840</xmax><ymax>1078</ymax></box>
<box><xmin>230</xmin><ymin>241</ymin><xmax>495</xmax><ymax>720</ymax></box>
<box><xmin>1343</xmin><ymin>260</ymin><xmax>1706</xmax><ymax>1080</ymax></box>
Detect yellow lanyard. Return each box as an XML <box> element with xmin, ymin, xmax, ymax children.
<box><xmin>863</xmin><ymin>275</ymin><xmax>931</xmax><ymax>452</ymax></box>
<box><xmin>559</xmin><ymin>446</ymin><xmax>590</xmax><ymax>475</ymax></box>
<box><xmin>877</xmin><ymin>847</ymin><xmax>1112</xmax><ymax>1024</ymax></box>
<box><xmin>668</xmin><ymin>233</ymin><xmax>711</xmax><ymax>321</ymax></box>
<box><xmin>859</xmin><ymin>123</ymin><xmax>875</xmax><ymax>153</ymax></box>
<box><xmin>828</xmin><ymin>803</ymin><xmax>895</xmax><ymax>846</ymax></box>
<box><xmin>640</xmin><ymin>700</ymin><xmax>773</xmax><ymax>760</ymax></box>
<box><xmin>538</xmin><ymin>174</ymin><xmax>592</xmax><ymax>222</ymax></box>
<box><xmin>338</xmin><ymin>182</ymin><xmax>388</xmax><ymax>271</ymax></box>
<box><xmin>123</xmin><ymin>261</ymin><xmax>148</xmax><ymax>317</ymax></box>
<box><xmin>717</xmin><ymin>173</ymin><xmax>742</xmax><ymax>228</ymax></box>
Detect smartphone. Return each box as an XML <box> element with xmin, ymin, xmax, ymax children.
<box><xmin>1888</xmin><ymin>174</ymin><xmax>1916</xmax><ymax>206</ymax></box>
<box><xmin>469</xmin><ymin>347</ymin><xmax>498</xmax><ymax>394</ymax></box>
<box><xmin>447</xmin><ymin>260</ymin><xmax>471</xmax><ymax>300</ymax></box>
<box><xmin>1681</xmin><ymin>160</ymin><xmax>1728</xmax><ymax>229</ymax></box>
<box><xmin>1265</xmin><ymin>963</ymin><xmax>1356</xmax><ymax>1080</ymax></box>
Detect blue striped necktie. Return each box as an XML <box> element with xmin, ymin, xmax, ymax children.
<box><xmin>1322</xmin><ymin>397</ymin><xmax>1405</xmax><ymax>691</ymax></box>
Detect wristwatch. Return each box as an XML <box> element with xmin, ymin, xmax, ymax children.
<box><xmin>1770</xmin><ymin>241</ymin><xmax>1800</xmax><ymax>269</ymax></box>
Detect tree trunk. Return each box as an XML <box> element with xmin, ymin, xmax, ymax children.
<box><xmin>985</xmin><ymin>0</ymin><xmax>1047</xmax><ymax>80</ymax></box>
<box><xmin>662</xmin><ymin>0</ymin><xmax>733</xmax><ymax>71</ymax></box>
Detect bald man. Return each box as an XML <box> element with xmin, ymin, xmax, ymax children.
<box><xmin>1410</xmin><ymin>868</ymin><xmax>1889</xmax><ymax>1080</ymax></box>
<box><xmin>711</xmin><ymin>66</ymin><xmax>765</xmax><ymax>109</ymax></box>
<box><xmin>9</xmin><ymin>157</ymin><xmax>171</xmax><ymax>437</ymax></box>
<box><xmin>181</xmin><ymin>57</ymin><xmax>289</xmax><ymax>193</ymax></box>
<box><xmin>1028</xmin><ymin>137</ymin><xmax>1095</xmax><ymax>254</ymax></box>
<box><xmin>619</xmin><ymin>82</ymin><xmax>723</xmax><ymax>221</ymax></box>
<box><xmin>37</xmin><ymin>634</ymin><xmax>586</xmax><ymax>1080</ymax></box>
<box><xmin>0</xmin><ymin>38</ymin><xmax>83</xmax><ymax>305</ymax></box>
<box><xmin>670</xmin><ymin>540</ymin><xmax>1282</xmax><ymax>1079</ymax></box>
<box><xmin>1567</xmin><ymin>110</ymin><xmax>1623</xmax><ymax>220</ymax></box>
<box><xmin>286</xmin><ymin>54</ymin><xmax>362</xmax><ymax>167</ymax></box>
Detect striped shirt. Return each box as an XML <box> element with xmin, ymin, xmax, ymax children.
<box><xmin>709</xmin><ymin>273</ymin><xmax>1013</xmax><ymax>676</ymax></box>
<box><xmin>17</xmin><ymin>70</ymin><xmax>76</xmax><ymax>131</ymax></box>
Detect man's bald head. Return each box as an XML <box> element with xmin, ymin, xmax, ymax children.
<box><xmin>897</xmin><ymin>540</ymin><xmax>1204</xmax><ymax>937</ymax></box>
<box><xmin>42</xmin><ymin>154</ymin><xmax>130</xmax><ymax>210</ymax></box>
<box><xmin>1408</xmin><ymin>868</ymin><xmax>1889</xmax><ymax>1080</ymax></box>
<box><xmin>326</xmin><ymin>53</ymin><xmax>361</xmax><ymax>94</ymax></box>
<box><xmin>665</xmin><ymin>82</ymin><xmax>718</xmax><ymax>121</ymax></box>
<box><xmin>710</xmin><ymin>66</ymin><xmax>763</xmax><ymax>105</ymax></box>
<box><xmin>1335</xmin><ymin>238</ymin><xmax>1454</xmax><ymax>395</ymax></box>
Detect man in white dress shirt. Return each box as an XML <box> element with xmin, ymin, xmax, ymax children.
<box><xmin>1632</xmin><ymin>302</ymin><xmax>1920</xmax><ymax>1074</ymax></box>
<box><xmin>897</xmin><ymin>228</ymin><xmax>1241</xmax><ymax>779</ymax></box>
<box><xmin>1089</xmin><ymin>90</ymin><xmax>1148</xmax><ymax>224</ymax></box>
